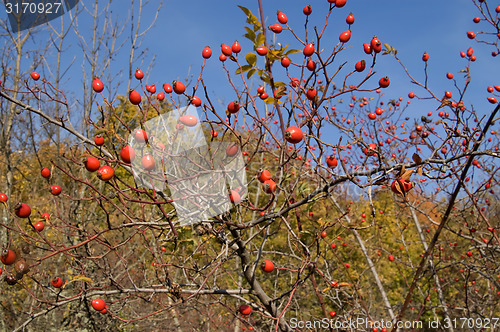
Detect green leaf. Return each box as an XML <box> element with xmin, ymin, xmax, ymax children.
<box><xmin>245</xmin><ymin>52</ymin><xmax>257</xmax><ymax>67</ymax></box>
<box><xmin>260</xmin><ymin>72</ymin><xmax>271</xmax><ymax>84</ymax></box>
<box><xmin>235</xmin><ymin>64</ymin><xmax>252</xmax><ymax>75</ymax></box>
<box><xmin>265</xmin><ymin>96</ymin><xmax>275</xmax><ymax>104</ymax></box>
<box><xmin>238</xmin><ymin>5</ymin><xmax>251</xmax><ymax>16</ymax></box>
<box><xmin>255</xmin><ymin>33</ymin><xmax>265</xmax><ymax>47</ymax></box>
<box><xmin>244</xmin><ymin>27</ymin><xmax>256</xmax><ymax>42</ymax></box>
<box><xmin>284</xmin><ymin>48</ymin><xmax>301</xmax><ymax>55</ymax></box>
<box><xmin>247</xmin><ymin>68</ymin><xmax>256</xmax><ymax>79</ymax></box>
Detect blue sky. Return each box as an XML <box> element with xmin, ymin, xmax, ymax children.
<box><xmin>137</xmin><ymin>0</ymin><xmax>495</xmax><ymax>121</ymax></box>
<box><xmin>1</xmin><ymin>0</ymin><xmax>497</xmax><ymax>134</ymax></box>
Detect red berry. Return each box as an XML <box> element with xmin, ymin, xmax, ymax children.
<box><xmin>363</xmin><ymin>43</ymin><xmax>372</xmax><ymax>54</ymax></box>
<box><xmin>0</xmin><ymin>193</ymin><xmax>7</xmax><ymax>203</ymax></box>
<box><xmin>269</xmin><ymin>24</ymin><xmax>283</xmax><ymax>34</ymax></box>
<box><xmin>239</xmin><ymin>304</ymin><xmax>252</xmax><ymax>315</ymax></box>
<box><xmin>355</xmin><ymin>60</ymin><xmax>365</xmax><ymax>72</ymax></box>
<box><xmin>335</xmin><ymin>0</ymin><xmax>347</xmax><ymax>7</ymax></box>
<box><xmin>1</xmin><ymin>249</ymin><xmax>16</xmax><ymax>265</ymax></box>
<box><xmin>408</xmin><ymin>92</ymin><xmax>415</xmax><ymax>99</ymax></box>
<box><xmin>346</xmin><ymin>13</ymin><xmax>354</xmax><ymax>24</ymax></box>
<box><xmin>83</xmin><ymin>157</ymin><xmax>100</xmax><ymax>172</ymax></box>
<box><xmin>467</xmin><ymin>31</ymin><xmax>476</xmax><ymax>39</ymax></box>
<box><xmin>94</xmin><ymin>135</ymin><xmax>104</xmax><ymax>146</ymax></box>
<box><xmin>306</xmin><ymin>59</ymin><xmax>316</xmax><ymax>71</ymax></box>
<box><xmin>50</xmin><ymin>185</ymin><xmax>62</xmax><ymax>196</ymax></box>
<box><xmin>302</xmin><ymin>5</ymin><xmax>312</xmax><ymax>15</ymax></box>
<box><xmin>179</xmin><ymin>114</ymin><xmax>198</xmax><ymax>127</ymax></box>
<box><xmin>257</xmin><ymin>169</ymin><xmax>272</xmax><ymax>183</ymax></box>
<box><xmin>41</xmin><ymin>168</ymin><xmax>51</xmax><ymax>179</ymax></box>
<box><xmin>364</xmin><ymin>143</ymin><xmax>378</xmax><ymax>156</ymax></box>
<box><xmin>97</xmin><ymin>166</ymin><xmax>114</xmax><ymax>181</ymax></box>
<box><xmin>172</xmin><ymin>81</ymin><xmax>185</xmax><ymax>94</ymax></box>
<box><xmin>370</xmin><ymin>36</ymin><xmax>382</xmax><ymax>53</ymax></box>
<box><xmin>445</xmin><ymin>91</ymin><xmax>452</xmax><ymax>98</ymax></box>
<box><xmin>30</xmin><ymin>72</ymin><xmax>40</xmax><ymax>80</ymax></box>
<box><xmin>34</xmin><ymin>221</ymin><xmax>45</xmax><ymax>232</ymax></box>
<box><xmin>257</xmin><ymin>86</ymin><xmax>265</xmax><ymax>95</ymax></box>
<box><xmin>262</xmin><ymin>179</ymin><xmax>277</xmax><ymax>194</ymax></box>
<box><xmin>92</xmin><ymin>77</ymin><xmax>104</xmax><ymax>93</ymax></box>
<box><xmin>120</xmin><ymin>146</ymin><xmax>135</xmax><ymax>163</ymax></box>
<box><xmin>473</xmin><ymin>17</ymin><xmax>480</xmax><ymax>23</ymax></box>
<box><xmin>221</xmin><ymin>44</ymin><xmax>232</xmax><ymax>56</ymax></box>
<box><xmin>494</xmin><ymin>85</ymin><xmax>500</xmax><ymax>92</ymax></box>
<box><xmin>388</xmin><ymin>255</ymin><xmax>395</xmax><ymax>261</ymax></box>
<box><xmin>134</xmin><ymin>129</ymin><xmax>148</xmax><ymax>143</ymax></box>
<box><xmin>281</xmin><ymin>57</ymin><xmax>290</xmax><ymax>68</ymax></box>
<box><xmin>148</xmin><ymin>84</ymin><xmax>156</xmax><ymax>94</ymax></box>
<box><xmin>14</xmin><ymin>203</ymin><xmax>31</xmax><ymax>218</ymax></box>
<box><xmin>379</xmin><ymin>76</ymin><xmax>390</xmax><ymax>88</ymax></box>
<box><xmin>163</xmin><ymin>83</ymin><xmax>173</xmax><ymax>93</ymax></box>
<box><xmin>227</xmin><ymin>100</ymin><xmax>240</xmax><ymax>114</ymax></box>
<box><xmin>368</xmin><ymin>112</ymin><xmax>377</xmax><ymax>120</ymax></box>
<box><xmin>226</xmin><ymin>144</ymin><xmax>239</xmax><ymax>157</ymax></box>
<box><xmin>219</xmin><ymin>54</ymin><xmax>227</xmax><ymax>62</ymax></box>
<box><xmin>202</xmin><ymin>46</ymin><xmax>212</xmax><ymax>59</ymax></box>
<box><xmin>321</xmin><ymin>231</ymin><xmax>327</xmax><ymax>238</ymax></box>
<box><xmin>306</xmin><ymin>87</ymin><xmax>317</xmax><ymax>100</ymax></box>
<box><xmin>230</xmin><ymin>190</ymin><xmax>241</xmax><ymax>204</ymax></box>
<box><xmin>134</xmin><ymin>69</ymin><xmax>144</xmax><ymax>80</ymax></box>
<box><xmin>261</xmin><ymin>260</ymin><xmax>275</xmax><ymax>273</ymax></box>
<box><xmin>129</xmin><ymin>90</ymin><xmax>141</xmax><ymax>105</ymax></box>
<box><xmin>277</xmin><ymin>11</ymin><xmax>288</xmax><ymax>24</ymax></box>
<box><xmin>188</xmin><ymin>96</ymin><xmax>200</xmax><ymax>107</ymax></box>
<box><xmin>326</xmin><ymin>156</ymin><xmax>338</xmax><ymax>168</ymax></box>
<box><xmin>467</xmin><ymin>47</ymin><xmax>473</xmax><ymax>57</ymax></box>
<box><xmin>339</xmin><ymin>30</ymin><xmax>351</xmax><ymax>43</ymax></box>
<box><xmin>256</xmin><ymin>46</ymin><xmax>268</xmax><ymax>56</ymax></box>
<box><xmin>52</xmin><ymin>277</ymin><xmax>63</xmax><ymax>288</ymax></box>
<box><xmin>231</xmin><ymin>40</ymin><xmax>241</xmax><ymax>54</ymax></box>
<box><xmin>303</xmin><ymin>43</ymin><xmax>315</xmax><ymax>56</ymax></box>
<box><xmin>422</xmin><ymin>52</ymin><xmax>429</xmax><ymax>61</ymax></box>
<box><xmin>141</xmin><ymin>154</ymin><xmax>156</xmax><ymax>171</ymax></box>
<box><xmin>488</xmin><ymin>97</ymin><xmax>498</xmax><ymax>104</ymax></box>
<box><xmin>285</xmin><ymin>126</ymin><xmax>304</xmax><ymax>144</ymax></box>
<box><xmin>92</xmin><ymin>298</ymin><xmax>106</xmax><ymax>311</ymax></box>
<box><xmin>157</xmin><ymin>92</ymin><xmax>165</xmax><ymax>101</ymax></box>
<box><xmin>446</xmin><ymin>72</ymin><xmax>454</xmax><ymax>79</ymax></box>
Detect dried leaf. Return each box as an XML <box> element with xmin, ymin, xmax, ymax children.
<box><xmin>437</xmin><ymin>98</ymin><xmax>452</xmax><ymax>110</ymax></box>
<box><xmin>417</xmin><ymin>167</ymin><xmax>423</xmax><ymax>176</ymax></box>
<box><xmin>401</xmin><ymin>168</ymin><xmax>414</xmax><ymax>180</ymax></box>
<box><xmin>72</xmin><ymin>275</ymin><xmax>94</xmax><ymax>284</ymax></box>
<box><xmin>275</xmin><ymin>85</ymin><xmax>287</xmax><ymax>98</ymax></box>
<box><xmin>393</xmin><ymin>180</ymin><xmax>404</xmax><ymax>196</ymax></box>
<box><xmin>412</xmin><ymin>153</ymin><xmax>422</xmax><ymax>165</ymax></box>
<box><xmin>397</xmin><ymin>165</ymin><xmax>406</xmax><ymax>178</ymax></box>
<box><xmin>337</xmin><ymin>282</ymin><xmax>351</xmax><ymax>287</ymax></box>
